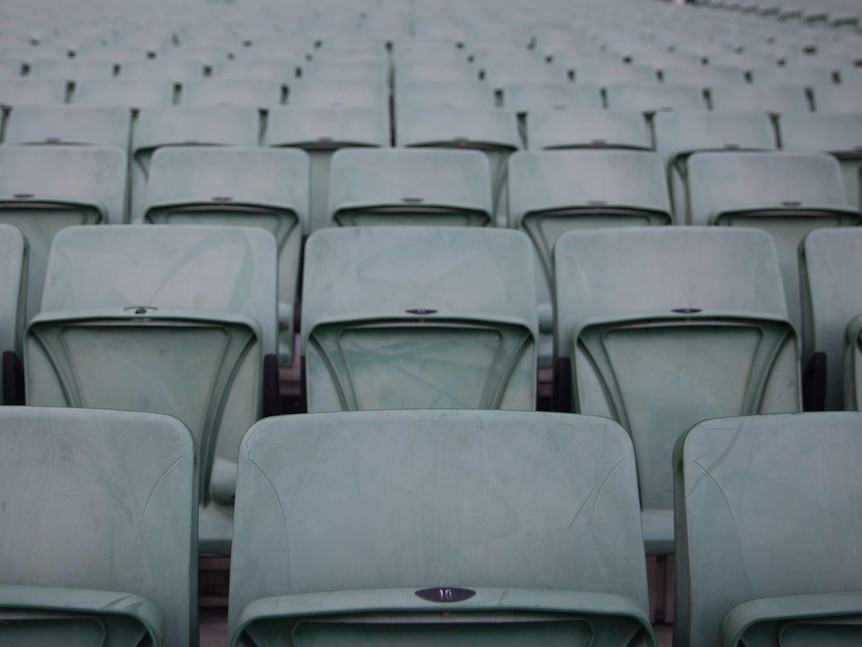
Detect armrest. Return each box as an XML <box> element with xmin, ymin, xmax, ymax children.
<box><xmin>232</xmin><ymin>587</ymin><xmax>655</xmax><ymax>647</ymax></box>
<box><xmin>720</xmin><ymin>591</ymin><xmax>862</xmax><ymax>647</ymax></box>
<box><xmin>0</xmin><ymin>584</ymin><xmax>165</xmax><ymax>646</ymax></box>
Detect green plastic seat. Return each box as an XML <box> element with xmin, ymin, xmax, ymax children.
<box><xmin>709</xmin><ymin>83</ymin><xmax>812</xmax><ymax>114</ymax></box>
<box><xmin>395</xmin><ymin>106</ymin><xmax>520</xmax><ymax>225</ymax></box>
<box><xmin>0</xmin><ymin>407</ymin><xmax>197</xmax><ymax>646</ymax></box>
<box><xmin>659</xmin><ymin>64</ymin><xmax>747</xmax><ymax>87</ymax></box>
<box><xmin>573</xmin><ymin>62</ymin><xmax>657</xmax><ymax>85</ymax></box>
<box><xmin>605</xmin><ymin>83</ymin><xmax>707</xmax><ymax>113</ymax></box>
<box><xmin>674</xmin><ymin>412</ymin><xmax>862</xmax><ymax>647</ymax></box>
<box><xmin>289</xmin><ymin>79</ymin><xmax>389</xmax><ymax>110</ymax></box>
<box><xmin>25</xmin><ymin>225</ymin><xmax>277</xmax><ymax>553</ymax></box>
<box><xmin>214</xmin><ymin>57</ymin><xmax>301</xmax><ymax>83</ymax></box>
<box><xmin>653</xmin><ymin>111</ymin><xmax>777</xmax><ymax>223</ymax></box>
<box><xmin>181</xmin><ymin>79</ymin><xmax>285</xmax><ymax>108</ymax></box>
<box><xmin>526</xmin><ymin>109</ymin><xmax>651</xmax><ymax>151</ymax></box>
<box><xmin>302</xmin><ymin>226</ymin><xmax>537</xmax><ymax>412</ymax></box>
<box><xmin>780</xmin><ymin>112</ymin><xmax>862</xmax><ymax>209</ymax></box>
<box><xmin>4</xmin><ymin>105</ymin><xmax>132</xmax><ymax>151</ymax></box>
<box><xmin>394</xmin><ymin>80</ymin><xmax>496</xmax><ymax>109</ymax></box>
<box><xmin>142</xmin><ymin>146</ymin><xmax>308</xmax><ymax>367</ymax></box>
<box><xmin>264</xmin><ymin>107</ymin><xmax>390</xmax><ymax>234</ymax></box>
<box><xmin>800</xmin><ymin>228</ymin><xmax>862</xmax><ymax>411</ymax></box>
<box><xmin>131</xmin><ymin>106</ymin><xmax>260</xmax><ymax>221</ymax></box>
<box><xmin>229</xmin><ymin>409</ymin><xmax>656</xmax><ymax>647</ymax></box>
<box><xmin>812</xmin><ymin>85</ymin><xmax>862</xmax><ymax>113</ymax></box>
<box><xmin>27</xmin><ymin>57</ymin><xmax>117</xmax><ymax>79</ymax></box>
<box><xmin>120</xmin><ymin>58</ymin><xmax>207</xmax><ymax>82</ymax></box>
<box><xmin>0</xmin><ymin>144</ymin><xmax>127</xmax><ymax>323</ymax></box>
<box><xmin>328</xmin><ymin>148</ymin><xmax>493</xmax><ymax>227</ymax></box>
<box><xmin>503</xmin><ymin>82</ymin><xmax>603</xmax><ymax>114</ymax></box>
<box><xmin>554</xmin><ymin>227</ymin><xmax>801</xmax><ymax>554</ymax></box>
<box><xmin>687</xmin><ymin>151</ymin><xmax>861</xmax><ymax>332</ymax></box>
<box><xmin>0</xmin><ymin>79</ymin><xmax>67</xmax><ymax>106</ymax></box>
<box><xmin>72</xmin><ymin>78</ymin><xmax>176</xmax><ymax>108</ymax></box>
<box><xmin>509</xmin><ymin>149</ymin><xmax>671</xmax><ymax>369</ymax></box>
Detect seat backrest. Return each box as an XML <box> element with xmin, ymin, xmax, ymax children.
<box><xmin>510</xmin><ymin>149</ymin><xmax>671</xmax><ymax>310</ymax></box>
<box><xmin>0</xmin><ymin>406</ymin><xmax>196</xmax><ymax>647</ymax></box>
<box><xmin>4</xmin><ymin>105</ymin><xmax>131</xmax><ymax>150</ymax></box>
<box><xmin>394</xmin><ymin>80</ymin><xmax>495</xmax><ymax>109</ymax></box>
<box><xmin>302</xmin><ymin>226</ymin><xmax>537</xmax><ymax>411</ymax></box>
<box><xmin>0</xmin><ymin>144</ymin><xmax>128</xmax><ymax>321</ymax></box>
<box><xmin>180</xmin><ymin>79</ymin><xmax>284</xmax><ymax>108</ymax></box>
<box><xmin>288</xmin><ymin>79</ymin><xmax>389</xmax><ymax>109</ymax></box>
<box><xmin>653</xmin><ymin>110</ymin><xmax>778</xmax><ymax>223</ymax></box>
<box><xmin>687</xmin><ymin>151</ymin><xmax>859</xmax><ymax>330</ymax></box>
<box><xmin>605</xmin><ymin>83</ymin><xmax>707</xmax><ymax>112</ymax></box>
<box><xmin>555</xmin><ymin>227</ymin><xmax>800</xmax><ymax>515</ymax></box>
<box><xmin>503</xmin><ymin>82</ymin><xmax>603</xmax><ymax>113</ymax></box>
<box><xmin>229</xmin><ymin>409</ymin><xmax>650</xmax><ymax>642</ymax></box>
<box><xmin>71</xmin><ymin>78</ymin><xmax>176</xmax><ymax>107</ymax></box>
<box><xmin>26</xmin><ymin>225</ymin><xmax>276</xmax><ymax>546</ymax></box>
<box><xmin>328</xmin><ymin>148</ymin><xmax>493</xmax><ymax>227</ymax></box>
<box><xmin>779</xmin><ymin>112</ymin><xmax>862</xmax><ymax>208</ymax></box>
<box><xmin>130</xmin><ymin>106</ymin><xmax>260</xmax><ymax>220</ymax></box>
<box><xmin>395</xmin><ymin>106</ymin><xmax>520</xmax><ymax>223</ymax></box>
<box><xmin>527</xmin><ymin>109</ymin><xmax>651</xmax><ymax>150</ymax></box>
<box><xmin>0</xmin><ymin>79</ymin><xmax>67</xmax><ymax>105</ymax></box>
<box><xmin>143</xmin><ymin>146</ymin><xmax>308</xmax><ymax>365</ymax></box>
<box><xmin>709</xmin><ymin>83</ymin><xmax>812</xmax><ymax>113</ymax></box>
<box><xmin>812</xmin><ymin>84</ymin><xmax>862</xmax><ymax>113</ymax></box>
<box><xmin>800</xmin><ymin>228</ymin><xmax>862</xmax><ymax>411</ymax></box>
<box><xmin>264</xmin><ymin>106</ymin><xmax>389</xmax><ymax>233</ymax></box>
<box><xmin>573</xmin><ymin>61</ymin><xmax>657</xmax><ymax>84</ymax></box>
<box><xmin>674</xmin><ymin>412</ymin><xmax>862</xmax><ymax>646</ymax></box>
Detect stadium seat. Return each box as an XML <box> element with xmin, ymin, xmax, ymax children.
<box><xmin>289</xmin><ymin>79</ymin><xmax>389</xmax><ymax>110</ymax></box>
<box><xmin>653</xmin><ymin>111</ymin><xmax>778</xmax><ymax>223</ymax></box>
<box><xmin>526</xmin><ymin>109</ymin><xmax>651</xmax><ymax>150</ymax></box>
<box><xmin>554</xmin><ymin>227</ymin><xmax>801</xmax><ymax>554</ymax></box>
<box><xmin>395</xmin><ymin>106</ymin><xmax>520</xmax><ymax>225</ymax></box>
<box><xmin>264</xmin><ymin>106</ymin><xmax>389</xmax><ymax>233</ymax></box>
<box><xmin>503</xmin><ymin>81</ymin><xmax>603</xmax><ymax>114</ymax></box>
<box><xmin>130</xmin><ymin>106</ymin><xmax>260</xmax><ymax>220</ymax></box>
<box><xmin>510</xmin><ymin>149</ymin><xmax>671</xmax><ymax>368</ymax></box>
<box><xmin>0</xmin><ymin>406</ymin><xmax>197</xmax><ymax>646</ymax></box>
<box><xmin>394</xmin><ymin>80</ymin><xmax>495</xmax><ymax>109</ymax></box>
<box><xmin>0</xmin><ymin>78</ymin><xmax>67</xmax><ymax>106</ymax></box>
<box><xmin>780</xmin><ymin>112</ymin><xmax>862</xmax><ymax>208</ymax></box>
<box><xmin>27</xmin><ymin>57</ymin><xmax>117</xmax><ymax>79</ymax></box>
<box><xmin>659</xmin><ymin>64</ymin><xmax>747</xmax><ymax>86</ymax></box>
<box><xmin>709</xmin><ymin>83</ymin><xmax>812</xmax><ymax>113</ymax></box>
<box><xmin>142</xmin><ymin>146</ymin><xmax>308</xmax><ymax>366</ymax></box>
<box><xmin>687</xmin><ymin>151</ymin><xmax>860</xmax><ymax>331</ymax></box>
<box><xmin>573</xmin><ymin>61</ymin><xmax>657</xmax><ymax>84</ymax></box>
<box><xmin>605</xmin><ymin>83</ymin><xmax>707</xmax><ymax>113</ymax></box>
<box><xmin>214</xmin><ymin>57</ymin><xmax>300</xmax><ymax>83</ymax></box>
<box><xmin>674</xmin><ymin>412</ymin><xmax>862</xmax><ymax>647</ymax></box>
<box><xmin>3</xmin><ymin>104</ymin><xmax>131</xmax><ymax>151</ymax></box>
<box><xmin>180</xmin><ymin>79</ymin><xmax>285</xmax><ymax>108</ymax></box>
<box><xmin>0</xmin><ymin>144</ymin><xmax>127</xmax><ymax>322</ymax></box>
<box><xmin>229</xmin><ymin>409</ymin><xmax>655</xmax><ymax>647</ymax></box>
<box><xmin>25</xmin><ymin>225</ymin><xmax>278</xmax><ymax>553</ymax></box>
<box><xmin>71</xmin><ymin>78</ymin><xmax>176</xmax><ymax>107</ymax></box>
<box><xmin>328</xmin><ymin>148</ymin><xmax>493</xmax><ymax>227</ymax></box>
<box><xmin>302</xmin><ymin>226</ymin><xmax>537</xmax><ymax>411</ymax></box>
<box><xmin>119</xmin><ymin>58</ymin><xmax>207</xmax><ymax>82</ymax></box>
